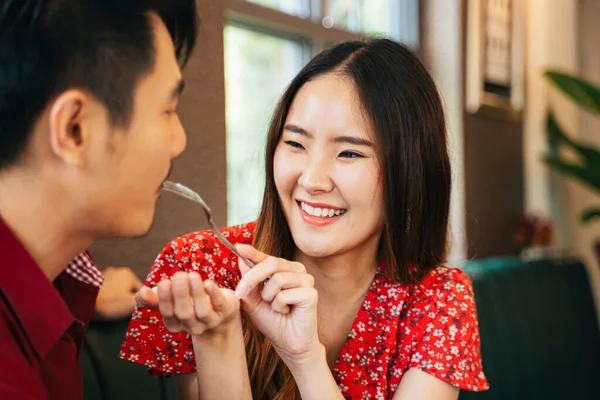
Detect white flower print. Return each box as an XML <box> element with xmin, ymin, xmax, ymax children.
<box><xmin>449</xmin><ymin>325</ymin><xmax>458</xmax><ymax>336</ymax></box>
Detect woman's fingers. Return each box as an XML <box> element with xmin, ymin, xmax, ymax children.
<box><xmin>135</xmin><ymin>286</ymin><xmax>159</xmax><ymax>309</ymax></box>
<box><xmin>205</xmin><ymin>281</ymin><xmax>240</xmax><ymax>326</ymax></box>
<box><xmin>260</xmin><ymin>272</ymin><xmax>314</xmax><ymax>303</ymax></box>
<box><xmin>189</xmin><ymin>273</ymin><xmax>212</xmax><ymax>321</ymax></box>
<box><xmin>261</xmin><ymin>271</ymin><xmax>315</xmax><ymax>314</ymax></box>
<box><xmin>171</xmin><ymin>272</ymin><xmax>197</xmax><ymax>325</ymax></box>
<box><xmin>157</xmin><ymin>279</ymin><xmax>185</xmax><ymax>333</ymax></box>
<box><xmin>155</xmin><ymin>272</ymin><xmax>240</xmax><ymax>335</ymax></box>
<box><xmin>235</xmin><ymin>243</ymin><xmax>269</xmax><ymax>265</ymax></box>
<box><xmin>203</xmin><ymin>280</ymin><xmax>234</xmax><ymax>324</ymax></box>
<box><xmin>271</xmin><ymin>287</ymin><xmax>318</xmax><ymax>314</ymax></box>
<box><xmin>166</xmin><ymin>272</ymin><xmax>211</xmax><ymax>335</ymax></box>
<box><xmin>235</xmin><ymin>256</ymin><xmax>305</xmax><ymax>298</ymax></box>
<box><xmin>238</xmin><ymin>258</ymin><xmax>252</xmax><ymax>276</ymax></box>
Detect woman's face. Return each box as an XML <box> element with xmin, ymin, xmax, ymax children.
<box><xmin>273</xmin><ymin>73</ymin><xmax>385</xmax><ymax>260</ymax></box>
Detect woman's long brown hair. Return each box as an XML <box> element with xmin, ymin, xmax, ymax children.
<box><xmin>244</xmin><ymin>39</ymin><xmax>451</xmax><ymax>399</ymax></box>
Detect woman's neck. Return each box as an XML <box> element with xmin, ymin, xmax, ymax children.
<box><xmin>294</xmin><ymin>240</ymin><xmax>380</xmax><ymax>310</ymax></box>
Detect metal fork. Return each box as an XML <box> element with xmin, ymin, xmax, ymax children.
<box><xmin>161</xmin><ymin>181</ymin><xmax>255</xmax><ymax>268</ymax></box>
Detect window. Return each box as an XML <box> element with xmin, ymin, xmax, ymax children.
<box><xmin>247</xmin><ymin>0</ymin><xmax>308</xmax><ymax>17</ymax></box>
<box><xmin>225</xmin><ymin>25</ymin><xmax>307</xmax><ymax>225</ymax></box>
<box><xmin>325</xmin><ymin>0</ymin><xmax>390</xmax><ymax>35</ymax></box>
<box><xmin>226</xmin><ymin>0</ymin><xmax>419</xmax><ymax>225</ymax></box>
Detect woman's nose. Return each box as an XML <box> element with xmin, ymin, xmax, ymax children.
<box><xmin>298</xmin><ymin>157</ymin><xmax>334</xmax><ymax>194</ymax></box>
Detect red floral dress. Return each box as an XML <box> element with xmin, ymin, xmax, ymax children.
<box><xmin>120</xmin><ymin>222</ymin><xmax>489</xmax><ymax>398</ymax></box>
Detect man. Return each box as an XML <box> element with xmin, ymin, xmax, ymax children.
<box><xmin>0</xmin><ymin>0</ymin><xmax>198</xmax><ymax>398</ymax></box>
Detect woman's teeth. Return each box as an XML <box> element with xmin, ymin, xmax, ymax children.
<box><xmin>300</xmin><ymin>202</ymin><xmax>346</xmax><ymax>218</ymax></box>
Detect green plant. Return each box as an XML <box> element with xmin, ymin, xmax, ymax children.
<box><xmin>543</xmin><ymin>71</ymin><xmax>600</xmax><ymax>224</ymax></box>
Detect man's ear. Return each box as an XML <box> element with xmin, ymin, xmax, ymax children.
<box><xmin>48</xmin><ymin>89</ymin><xmax>94</xmax><ymax>167</ymax></box>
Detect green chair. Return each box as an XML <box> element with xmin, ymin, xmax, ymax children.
<box><xmin>460</xmin><ymin>257</ymin><xmax>600</xmax><ymax>400</ymax></box>
<box><xmin>82</xmin><ymin>319</ymin><xmax>177</xmax><ymax>400</ymax></box>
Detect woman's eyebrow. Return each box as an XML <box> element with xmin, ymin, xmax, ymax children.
<box><xmin>333</xmin><ymin>136</ymin><xmax>373</xmax><ymax>147</ymax></box>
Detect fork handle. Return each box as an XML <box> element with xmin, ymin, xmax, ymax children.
<box><xmin>238</xmin><ymin>256</ymin><xmax>255</xmax><ymax>268</ymax></box>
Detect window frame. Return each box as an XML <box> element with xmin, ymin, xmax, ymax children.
<box><xmin>227</xmin><ymin>0</ymin><xmax>419</xmax><ymax>54</ymax></box>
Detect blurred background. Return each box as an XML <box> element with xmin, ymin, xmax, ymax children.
<box><xmin>85</xmin><ymin>1</ymin><xmax>600</xmax><ymax>399</ymax></box>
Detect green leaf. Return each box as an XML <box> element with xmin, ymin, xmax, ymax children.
<box><xmin>543</xmin><ymin>155</ymin><xmax>600</xmax><ymax>192</ymax></box>
<box><xmin>545</xmin><ymin>71</ymin><xmax>600</xmax><ymax>115</ymax></box>
<box><xmin>547</xmin><ymin>111</ymin><xmax>600</xmax><ymax>168</ymax></box>
<box><xmin>581</xmin><ymin>207</ymin><xmax>600</xmax><ymax>224</ymax></box>
<box><xmin>547</xmin><ymin>110</ymin><xmax>573</xmax><ymax>146</ymax></box>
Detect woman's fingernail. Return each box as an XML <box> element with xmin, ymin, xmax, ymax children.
<box><xmin>234</xmin><ymin>281</ymin><xmax>248</xmax><ymax>299</ymax></box>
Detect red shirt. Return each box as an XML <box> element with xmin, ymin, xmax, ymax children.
<box><xmin>121</xmin><ymin>222</ymin><xmax>489</xmax><ymax>398</ymax></box>
<box><xmin>0</xmin><ymin>217</ymin><xmax>103</xmax><ymax>399</ymax></box>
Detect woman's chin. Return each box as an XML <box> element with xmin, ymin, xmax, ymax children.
<box><xmin>294</xmin><ymin>239</ymin><xmax>339</xmax><ymax>260</ymax></box>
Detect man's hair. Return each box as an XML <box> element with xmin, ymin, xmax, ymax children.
<box><xmin>0</xmin><ymin>0</ymin><xmax>198</xmax><ymax>170</ymax></box>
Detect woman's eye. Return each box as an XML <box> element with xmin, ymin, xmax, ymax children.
<box><xmin>285</xmin><ymin>140</ymin><xmax>305</xmax><ymax>150</ymax></box>
<box><xmin>339</xmin><ymin>150</ymin><xmax>364</xmax><ymax>159</ymax></box>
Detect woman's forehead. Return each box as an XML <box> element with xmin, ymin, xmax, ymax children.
<box><xmin>286</xmin><ymin>75</ymin><xmax>374</xmax><ymax>141</ymax></box>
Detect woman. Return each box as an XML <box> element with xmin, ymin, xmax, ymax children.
<box><xmin>121</xmin><ymin>39</ymin><xmax>489</xmax><ymax>399</ymax></box>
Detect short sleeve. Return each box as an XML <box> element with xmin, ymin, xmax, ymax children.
<box><xmin>119</xmin><ymin>223</ymin><xmax>255</xmax><ymax>377</ymax></box>
<box><xmin>405</xmin><ymin>268</ymin><xmax>489</xmax><ymax>391</ymax></box>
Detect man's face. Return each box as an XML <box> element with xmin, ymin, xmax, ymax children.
<box><xmin>71</xmin><ymin>13</ymin><xmax>187</xmax><ymax>238</ymax></box>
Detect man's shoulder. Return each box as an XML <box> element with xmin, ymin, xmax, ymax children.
<box><xmin>0</xmin><ymin>298</ymin><xmax>34</xmax><ymax>363</ymax></box>
<box><xmin>0</xmin><ymin>302</ymin><xmax>46</xmax><ymax>397</ymax></box>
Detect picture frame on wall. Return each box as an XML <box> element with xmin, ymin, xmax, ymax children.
<box><xmin>466</xmin><ymin>0</ymin><xmax>525</xmax><ymax>120</ymax></box>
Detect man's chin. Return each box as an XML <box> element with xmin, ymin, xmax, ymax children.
<box><xmin>129</xmin><ymin>215</ymin><xmax>156</xmax><ymax>239</ymax></box>
<box><xmin>108</xmin><ymin>213</ymin><xmax>156</xmax><ymax>239</ymax></box>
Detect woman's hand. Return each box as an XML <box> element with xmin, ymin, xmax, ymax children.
<box><xmin>143</xmin><ymin>272</ymin><xmax>250</xmax><ymax>400</ymax></box>
<box><xmin>234</xmin><ymin>244</ymin><xmax>321</xmax><ymax>367</ymax></box>
<box><xmin>139</xmin><ymin>271</ymin><xmax>241</xmax><ymax>336</ymax></box>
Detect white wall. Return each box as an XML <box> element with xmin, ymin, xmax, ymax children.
<box><xmin>524</xmin><ymin>0</ymin><xmax>578</xmax><ymax>249</ymax></box>
<box><xmin>421</xmin><ymin>0</ymin><xmax>466</xmax><ymax>264</ymax></box>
